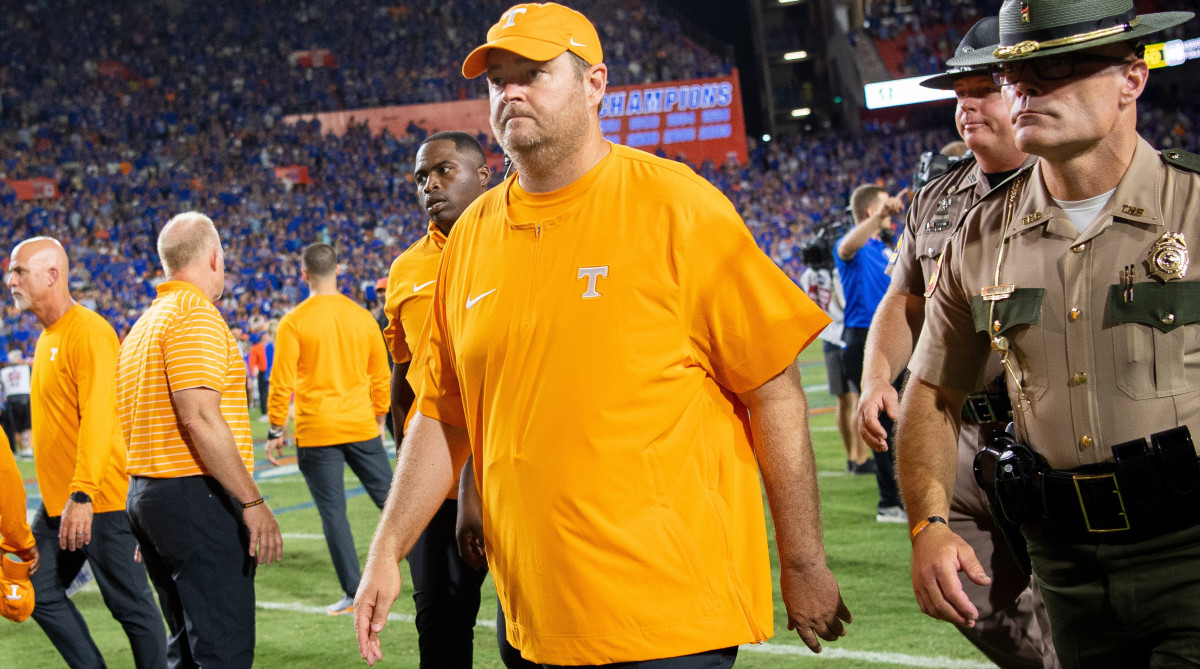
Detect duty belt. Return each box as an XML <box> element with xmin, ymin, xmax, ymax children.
<box><xmin>961</xmin><ymin>390</ymin><xmax>1011</xmax><ymax>425</ymax></box>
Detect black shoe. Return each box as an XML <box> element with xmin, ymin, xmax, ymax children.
<box><xmin>851</xmin><ymin>459</ymin><xmax>878</xmax><ymax>475</ymax></box>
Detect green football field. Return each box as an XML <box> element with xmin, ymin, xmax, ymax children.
<box><xmin>0</xmin><ymin>343</ymin><xmax>994</xmax><ymax>668</ymax></box>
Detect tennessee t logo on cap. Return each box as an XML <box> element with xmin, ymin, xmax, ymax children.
<box><xmin>1</xmin><ymin>555</ymin><xmax>35</xmax><ymax>623</ymax></box>
<box><xmin>462</xmin><ymin>2</ymin><xmax>603</xmax><ymax>79</ymax></box>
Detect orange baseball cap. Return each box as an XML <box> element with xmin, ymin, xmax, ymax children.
<box><xmin>462</xmin><ymin>3</ymin><xmax>603</xmax><ymax>79</ymax></box>
<box><xmin>1</xmin><ymin>555</ymin><xmax>34</xmax><ymax>623</ymax></box>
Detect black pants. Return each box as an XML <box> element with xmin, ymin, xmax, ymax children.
<box><xmin>841</xmin><ymin>326</ymin><xmax>903</xmax><ymax>509</ymax></box>
<box><xmin>256</xmin><ymin>374</ymin><xmax>269</xmax><ymax>416</ymax></box>
<box><xmin>408</xmin><ymin>499</ymin><xmax>489</xmax><ymax>669</ymax></box>
<box><xmin>541</xmin><ymin>647</ymin><xmax>738</xmax><ymax>668</ymax></box>
<box><xmin>31</xmin><ymin>507</ymin><xmax>167</xmax><ymax>669</ymax></box>
<box><xmin>497</xmin><ymin>599</ymin><xmax>541</xmax><ymax>669</ymax></box>
<box><xmin>127</xmin><ymin>476</ymin><xmax>256</xmax><ymax>669</ymax></box>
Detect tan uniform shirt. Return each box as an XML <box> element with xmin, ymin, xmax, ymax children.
<box><xmin>912</xmin><ymin>138</ymin><xmax>1200</xmax><ymax>470</ymax></box>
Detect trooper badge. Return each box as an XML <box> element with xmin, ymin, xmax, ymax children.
<box><xmin>1144</xmin><ymin>232</ymin><xmax>1189</xmax><ymax>282</ymax></box>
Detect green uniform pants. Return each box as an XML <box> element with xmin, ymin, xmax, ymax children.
<box><xmin>1025</xmin><ymin>523</ymin><xmax>1200</xmax><ymax>668</ymax></box>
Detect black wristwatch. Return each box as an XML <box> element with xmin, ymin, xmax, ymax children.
<box><xmin>267</xmin><ymin>427</ymin><xmax>284</xmax><ymax>440</ymax></box>
<box><xmin>70</xmin><ymin>491</ymin><xmax>92</xmax><ymax>504</ymax></box>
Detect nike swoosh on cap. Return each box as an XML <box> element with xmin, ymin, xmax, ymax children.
<box><xmin>413</xmin><ymin>280</ymin><xmax>436</xmax><ymax>292</ymax></box>
<box><xmin>569</xmin><ymin>37</ymin><xmax>587</xmax><ymax>47</ymax></box>
<box><xmin>465</xmin><ymin>289</ymin><xmax>497</xmax><ymax>309</ymax></box>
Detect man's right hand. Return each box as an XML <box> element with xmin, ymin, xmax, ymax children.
<box><xmin>265</xmin><ymin>437</ymin><xmax>287</xmax><ymax>466</ymax></box>
<box><xmin>910</xmin><ymin>523</ymin><xmax>991</xmax><ymax>627</ymax></box>
<box><xmin>354</xmin><ymin>555</ymin><xmax>402</xmax><ymax>666</ymax></box>
<box><xmin>14</xmin><ymin>545</ymin><xmax>40</xmax><ymax>575</ymax></box>
<box><xmin>242</xmin><ymin>503</ymin><xmax>283</xmax><ymax>564</ymax></box>
<box><xmin>857</xmin><ymin>381</ymin><xmax>899</xmax><ymax>452</ymax></box>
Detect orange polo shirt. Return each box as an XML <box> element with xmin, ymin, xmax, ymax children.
<box><xmin>267</xmin><ymin>294</ymin><xmax>390</xmax><ymax>447</ymax></box>
<box><xmin>31</xmin><ymin>305</ymin><xmax>129</xmax><ymax>516</ymax></box>
<box><xmin>417</xmin><ymin>143</ymin><xmax>830</xmax><ymax>664</ymax></box>
<box><xmin>0</xmin><ymin>434</ymin><xmax>34</xmax><ymax>554</ymax></box>
<box><xmin>385</xmin><ymin>223</ymin><xmax>462</xmax><ymax>500</ymax></box>
<box><xmin>383</xmin><ymin>221</ymin><xmax>448</xmax><ymax>429</ymax></box>
<box><xmin>116</xmin><ymin>281</ymin><xmax>254</xmax><ymax>478</ymax></box>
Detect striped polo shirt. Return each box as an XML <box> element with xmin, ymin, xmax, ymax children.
<box><xmin>116</xmin><ymin>280</ymin><xmax>253</xmax><ymax>478</ymax></box>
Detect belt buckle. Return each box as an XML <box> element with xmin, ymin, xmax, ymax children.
<box><xmin>1072</xmin><ymin>472</ymin><xmax>1131</xmax><ymax>533</ymax></box>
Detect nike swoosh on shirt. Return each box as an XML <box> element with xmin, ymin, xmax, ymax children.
<box><xmin>413</xmin><ymin>280</ymin><xmax>436</xmax><ymax>292</ymax></box>
<box><xmin>569</xmin><ymin>38</ymin><xmax>587</xmax><ymax>47</ymax></box>
<box><xmin>465</xmin><ymin>289</ymin><xmax>497</xmax><ymax>309</ymax></box>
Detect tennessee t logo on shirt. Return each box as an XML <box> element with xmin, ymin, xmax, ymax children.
<box><xmin>578</xmin><ymin>266</ymin><xmax>609</xmax><ymax>298</ymax></box>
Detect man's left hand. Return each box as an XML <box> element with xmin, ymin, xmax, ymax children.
<box><xmin>59</xmin><ymin>498</ymin><xmax>94</xmax><ymax>551</ymax></box>
<box><xmin>781</xmin><ymin>562</ymin><xmax>852</xmax><ymax>653</ymax></box>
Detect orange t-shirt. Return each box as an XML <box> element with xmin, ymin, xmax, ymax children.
<box><xmin>31</xmin><ymin>305</ymin><xmax>129</xmax><ymax>515</ymax></box>
<box><xmin>267</xmin><ymin>294</ymin><xmax>390</xmax><ymax>447</ymax></box>
<box><xmin>117</xmin><ymin>281</ymin><xmax>253</xmax><ymax>478</ymax></box>
<box><xmin>0</xmin><ymin>434</ymin><xmax>34</xmax><ymax>555</ymax></box>
<box><xmin>417</xmin><ymin>143</ymin><xmax>830</xmax><ymax>664</ymax></box>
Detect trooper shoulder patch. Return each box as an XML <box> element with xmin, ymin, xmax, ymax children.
<box><xmin>1162</xmin><ymin>149</ymin><xmax>1200</xmax><ymax>174</ymax></box>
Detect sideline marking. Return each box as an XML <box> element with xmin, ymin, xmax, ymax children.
<box><xmin>255</xmin><ymin>601</ymin><xmax>992</xmax><ymax>667</ymax></box>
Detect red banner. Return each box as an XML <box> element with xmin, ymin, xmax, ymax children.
<box><xmin>273</xmin><ymin>166</ymin><xmax>312</xmax><ymax>184</ymax></box>
<box><xmin>290</xmin><ymin>49</ymin><xmax>338</xmax><ymax>69</ymax></box>
<box><xmin>283</xmin><ymin>71</ymin><xmax>748</xmax><ymax>170</ymax></box>
<box><xmin>600</xmin><ymin>70</ymin><xmax>747</xmax><ymax>166</ymax></box>
<box><xmin>5</xmin><ymin>179</ymin><xmax>60</xmax><ymax>200</ymax></box>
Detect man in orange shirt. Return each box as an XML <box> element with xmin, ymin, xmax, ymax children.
<box><xmin>7</xmin><ymin>237</ymin><xmax>167</xmax><ymax>667</ymax></box>
<box><xmin>383</xmin><ymin>131</ymin><xmax>532</xmax><ymax>669</ymax></box>
<box><xmin>117</xmin><ymin>213</ymin><xmax>282</xmax><ymax>669</ymax></box>
<box><xmin>0</xmin><ymin>431</ymin><xmax>38</xmax><ymax>572</ymax></box>
<box><xmin>355</xmin><ymin>4</ymin><xmax>850</xmax><ymax>667</ymax></box>
<box><xmin>265</xmin><ymin>242</ymin><xmax>392</xmax><ymax>616</ymax></box>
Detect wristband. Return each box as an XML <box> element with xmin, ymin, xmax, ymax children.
<box><xmin>910</xmin><ymin>515</ymin><xmax>947</xmax><ymax>540</ymax></box>
<box><xmin>267</xmin><ymin>427</ymin><xmax>284</xmax><ymax>440</ymax></box>
<box><xmin>241</xmin><ymin>498</ymin><xmax>265</xmax><ymax>510</ymax></box>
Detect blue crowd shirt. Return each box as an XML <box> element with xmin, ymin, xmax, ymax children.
<box><xmin>834</xmin><ymin>235</ymin><xmax>891</xmax><ymax>329</ymax></box>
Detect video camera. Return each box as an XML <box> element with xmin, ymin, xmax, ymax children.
<box><xmin>799</xmin><ymin>210</ymin><xmax>853</xmax><ymax>270</ymax></box>
<box><xmin>911</xmin><ymin>150</ymin><xmax>971</xmax><ymax>194</ymax></box>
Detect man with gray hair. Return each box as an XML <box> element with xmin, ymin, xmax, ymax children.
<box><xmin>117</xmin><ymin>211</ymin><xmax>282</xmax><ymax>669</ymax></box>
<box><xmin>8</xmin><ymin>236</ymin><xmax>167</xmax><ymax>668</ymax></box>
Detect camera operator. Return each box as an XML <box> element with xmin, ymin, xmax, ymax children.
<box><xmin>799</xmin><ymin>227</ymin><xmax>872</xmax><ymax>475</ymax></box>
<box><xmin>835</xmin><ymin>186</ymin><xmax>907</xmax><ymax>522</ymax></box>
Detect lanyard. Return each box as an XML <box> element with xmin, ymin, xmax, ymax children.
<box><xmin>983</xmin><ymin>172</ymin><xmax>1033</xmax><ymax>430</ymax></box>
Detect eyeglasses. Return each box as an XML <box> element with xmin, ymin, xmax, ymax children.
<box><xmin>990</xmin><ymin>53</ymin><xmax>1134</xmax><ymax>86</ymax></box>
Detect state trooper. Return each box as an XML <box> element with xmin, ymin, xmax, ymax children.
<box><xmin>857</xmin><ymin>17</ymin><xmax>1057</xmax><ymax>669</ymax></box>
<box><xmin>894</xmin><ymin>0</ymin><xmax>1199</xmax><ymax>667</ymax></box>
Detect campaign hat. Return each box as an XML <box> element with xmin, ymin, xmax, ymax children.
<box><xmin>947</xmin><ymin>0</ymin><xmax>1192</xmax><ymax>67</ymax></box>
<box><xmin>921</xmin><ymin>17</ymin><xmax>1002</xmax><ymax>90</ymax></box>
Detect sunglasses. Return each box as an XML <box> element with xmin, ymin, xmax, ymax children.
<box><xmin>990</xmin><ymin>53</ymin><xmax>1134</xmax><ymax>86</ymax></box>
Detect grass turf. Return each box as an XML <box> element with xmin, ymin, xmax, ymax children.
<box><xmin>0</xmin><ymin>342</ymin><xmax>993</xmax><ymax>667</ymax></box>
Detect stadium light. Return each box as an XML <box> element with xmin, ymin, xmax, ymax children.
<box><xmin>783</xmin><ymin>51</ymin><xmax>808</xmax><ymax>61</ymax></box>
<box><xmin>762</xmin><ymin>134</ymin><xmax>772</xmax><ymax>142</ymax></box>
<box><xmin>778</xmin><ymin>0</ymin><xmax>801</xmax><ymax>4</ymax></box>
<box><xmin>791</xmin><ymin>108</ymin><xmax>812</xmax><ymax>118</ymax></box>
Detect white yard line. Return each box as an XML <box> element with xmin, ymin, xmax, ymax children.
<box><xmin>255</xmin><ymin>601</ymin><xmax>993</xmax><ymax>667</ymax></box>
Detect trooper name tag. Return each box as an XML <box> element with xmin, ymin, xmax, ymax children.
<box><xmin>981</xmin><ymin>284</ymin><xmax>1015</xmax><ymax>301</ymax></box>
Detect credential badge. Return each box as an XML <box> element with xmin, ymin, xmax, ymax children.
<box><xmin>1144</xmin><ymin>232</ymin><xmax>1189</xmax><ymax>282</ymax></box>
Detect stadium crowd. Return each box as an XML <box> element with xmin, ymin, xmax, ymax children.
<box><xmin>0</xmin><ymin>0</ymin><xmax>1197</xmax><ymax>357</ymax></box>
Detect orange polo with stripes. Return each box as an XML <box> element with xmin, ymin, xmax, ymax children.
<box><xmin>116</xmin><ymin>280</ymin><xmax>253</xmax><ymax>477</ymax></box>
